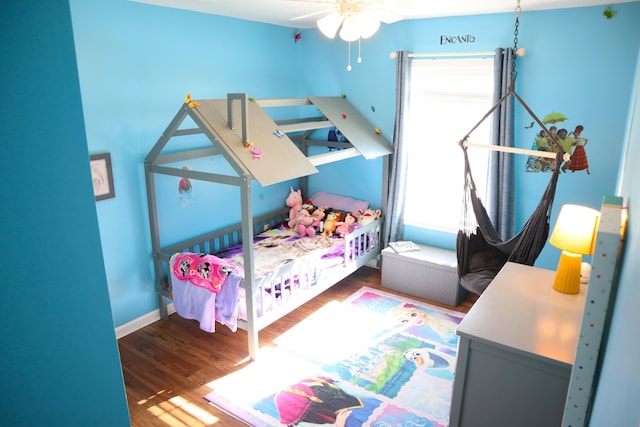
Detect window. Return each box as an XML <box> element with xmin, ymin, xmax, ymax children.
<box><xmin>404</xmin><ymin>57</ymin><xmax>494</xmax><ymax>233</ymax></box>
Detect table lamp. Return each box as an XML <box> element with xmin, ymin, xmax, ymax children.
<box><xmin>549</xmin><ymin>204</ymin><xmax>600</xmax><ymax>294</ymax></box>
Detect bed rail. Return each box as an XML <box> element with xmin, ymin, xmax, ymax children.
<box><xmin>241</xmin><ymin>217</ymin><xmax>383</xmax><ymax>333</ymax></box>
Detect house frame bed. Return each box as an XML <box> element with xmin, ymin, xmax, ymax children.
<box><xmin>145</xmin><ymin>93</ymin><xmax>393</xmax><ymax>359</ymax></box>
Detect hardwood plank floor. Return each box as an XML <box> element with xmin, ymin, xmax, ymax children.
<box><xmin>118</xmin><ymin>267</ymin><xmax>478</xmax><ymax>426</ymax></box>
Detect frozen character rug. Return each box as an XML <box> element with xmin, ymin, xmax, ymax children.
<box><xmin>204</xmin><ymin>286</ymin><xmax>465</xmax><ymax>426</ymax></box>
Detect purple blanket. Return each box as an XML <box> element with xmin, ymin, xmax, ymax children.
<box><xmin>170</xmin><ymin>261</ymin><xmax>243</xmax><ymax>333</ymax></box>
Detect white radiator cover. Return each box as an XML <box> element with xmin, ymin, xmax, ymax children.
<box><xmin>381</xmin><ymin>244</ymin><xmax>466</xmax><ymax>306</ymax></box>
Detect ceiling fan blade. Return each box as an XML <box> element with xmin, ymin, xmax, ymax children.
<box><xmin>372</xmin><ymin>7</ymin><xmax>404</xmax><ymax>24</ymax></box>
<box><xmin>290</xmin><ymin>6</ymin><xmax>336</xmax><ymax>21</ymax></box>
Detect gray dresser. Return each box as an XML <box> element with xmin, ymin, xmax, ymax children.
<box><xmin>449</xmin><ymin>262</ymin><xmax>586</xmax><ymax>427</ymax></box>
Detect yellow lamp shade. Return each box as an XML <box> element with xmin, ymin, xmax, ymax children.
<box><xmin>550</xmin><ymin>204</ymin><xmax>600</xmax><ymax>294</ymax></box>
<box><xmin>550</xmin><ymin>204</ymin><xmax>600</xmax><ymax>255</ymax></box>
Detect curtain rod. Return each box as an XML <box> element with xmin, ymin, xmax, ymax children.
<box><xmin>389</xmin><ymin>48</ymin><xmax>526</xmax><ymax>60</ymax></box>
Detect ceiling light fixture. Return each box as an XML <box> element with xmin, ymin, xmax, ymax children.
<box><xmin>316</xmin><ymin>0</ymin><xmax>402</xmax><ymax>71</ymax></box>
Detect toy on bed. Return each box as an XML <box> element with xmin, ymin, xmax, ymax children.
<box><xmin>310</xmin><ymin>207</ymin><xmax>325</xmax><ymax>234</ymax></box>
<box><xmin>286</xmin><ymin>187</ymin><xmax>303</xmax><ymax>229</ymax></box>
<box><xmin>302</xmin><ymin>200</ymin><xmax>315</xmax><ymax>214</ymax></box>
<box><xmin>357</xmin><ymin>208</ymin><xmax>381</xmax><ymax>227</ymax></box>
<box><xmin>334</xmin><ymin>211</ymin><xmax>357</xmax><ymax>237</ymax></box>
<box><xmin>296</xmin><ymin>209</ymin><xmax>317</xmax><ymax>237</ymax></box>
<box><xmin>322</xmin><ymin>211</ymin><xmax>342</xmax><ymax>236</ymax></box>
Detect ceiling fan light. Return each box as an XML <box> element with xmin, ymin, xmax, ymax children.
<box><xmin>354</xmin><ymin>12</ymin><xmax>380</xmax><ymax>39</ymax></box>
<box><xmin>317</xmin><ymin>12</ymin><xmax>343</xmax><ymax>39</ymax></box>
<box><xmin>339</xmin><ymin>18</ymin><xmax>360</xmax><ymax>42</ymax></box>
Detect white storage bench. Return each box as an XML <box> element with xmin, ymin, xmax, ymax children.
<box><xmin>381</xmin><ymin>243</ymin><xmax>467</xmax><ymax>306</ymax></box>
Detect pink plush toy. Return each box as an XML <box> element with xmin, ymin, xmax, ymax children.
<box><xmin>296</xmin><ymin>209</ymin><xmax>316</xmax><ymax>237</ymax></box>
<box><xmin>335</xmin><ymin>212</ymin><xmax>357</xmax><ymax>237</ymax></box>
<box><xmin>286</xmin><ymin>187</ymin><xmax>303</xmax><ymax>229</ymax></box>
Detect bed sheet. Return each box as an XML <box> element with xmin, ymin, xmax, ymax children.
<box><xmin>212</xmin><ymin>223</ymin><xmax>347</xmax><ymax>278</ymax></box>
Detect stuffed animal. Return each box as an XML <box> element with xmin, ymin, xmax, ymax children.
<box><xmin>286</xmin><ymin>187</ymin><xmax>303</xmax><ymax>229</ymax></box>
<box><xmin>310</xmin><ymin>207</ymin><xmax>326</xmax><ymax>234</ymax></box>
<box><xmin>296</xmin><ymin>209</ymin><xmax>316</xmax><ymax>237</ymax></box>
<box><xmin>322</xmin><ymin>211</ymin><xmax>342</xmax><ymax>236</ymax></box>
<box><xmin>357</xmin><ymin>208</ymin><xmax>382</xmax><ymax>227</ymax></box>
<box><xmin>302</xmin><ymin>200</ymin><xmax>316</xmax><ymax>214</ymax></box>
<box><xmin>334</xmin><ymin>212</ymin><xmax>357</xmax><ymax>237</ymax></box>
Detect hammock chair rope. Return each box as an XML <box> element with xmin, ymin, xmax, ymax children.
<box><xmin>455</xmin><ymin>0</ymin><xmax>564</xmax><ymax>294</ymax></box>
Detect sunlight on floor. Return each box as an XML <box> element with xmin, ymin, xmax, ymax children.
<box><xmin>204</xmin><ymin>297</ymin><xmax>394</xmax><ymax>408</ymax></box>
<box><xmin>205</xmin><ymin>344</ymin><xmax>320</xmax><ymax>407</ymax></box>
<box><xmin>272</xmin><ymin>298</ymin><xmax>391</xmax><ymax>364</ymax></box>
<box><xmin>139</xmin><ymin>390</ymin><xmax>220</xmax><ymax>426</ymax></box>
<box><xmin>231</xmin><ymin>299</ymin><xmax>349</xmax><ymax>367</ymax></box>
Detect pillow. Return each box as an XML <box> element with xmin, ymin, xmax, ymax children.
<box><xmin>309</xmin><ymin>191</ymin><xmax>370</xmax><ymax>214</ymax></box>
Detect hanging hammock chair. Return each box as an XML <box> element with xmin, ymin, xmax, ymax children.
<box><xmin>457</xmin><ymin>139</ymin><xmax>564</xmax><ymax>295</ymax></box>
<box><xmin>455</xmin><ymin>0</ymin><xmax>570</xmax><ymax>294</ymax></box>
<box><xmin>455</xmin><ymin>63</ymin><xmax>568</xmax><ymax>294</ymax></box>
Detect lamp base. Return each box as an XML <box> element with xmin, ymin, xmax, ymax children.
<box><xmin>553</xmin><ymin>251</ymin><xmax>582</xmax><ymax>294</ymax></box>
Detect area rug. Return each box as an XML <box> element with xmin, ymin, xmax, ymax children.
<box><xmin>204</xmin><ymin>286</ymin><xmax>465</xmax><ymax>426</ymax></box>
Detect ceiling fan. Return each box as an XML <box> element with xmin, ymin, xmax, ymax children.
<box><xmin>289</xmin><ymin>0</ymin><xmax>404</xmax><ymax>41</ymax></box>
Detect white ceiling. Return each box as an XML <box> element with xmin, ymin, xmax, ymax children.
<box><xmin>131</xmin><ymin>0</ymin><xmax>633</xmax><ymax>29</ymax></box>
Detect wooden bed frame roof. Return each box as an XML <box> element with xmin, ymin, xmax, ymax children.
<box><xmin>145</xmin><ymin>93</ymin><xmax>393</xmax><ymax>187</ymax></box>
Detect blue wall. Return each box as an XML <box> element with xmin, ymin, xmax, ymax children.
<box><xmin>68</xmin><ymin>0</ymin><xmax>640</xmax><ymax>325</ymax></box>
<box><xmin>0</xmin><ymin>1</ymin><xmax>129</xmax><ymax>425</ymax></box>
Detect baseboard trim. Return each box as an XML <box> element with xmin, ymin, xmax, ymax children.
<box><xmin>116</xmin><ymin>303</ymin><xmax>176</xmax><ymax>340</ymax></box>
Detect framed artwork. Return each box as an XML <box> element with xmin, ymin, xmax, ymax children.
<box><xmin>90</xmin><ymin>153</ymin><xmax>115</xmax><ymax>201</ymax></box>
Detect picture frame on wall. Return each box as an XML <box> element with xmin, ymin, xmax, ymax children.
<box><xmin>90</xmin><ymin>152</ymin><xmax>115</xmax><ymax>201</ymax></box>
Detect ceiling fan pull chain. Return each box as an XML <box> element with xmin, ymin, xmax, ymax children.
<box><xmin>357</xmin><ymin>37</ymin><xmax>362</xmax><ymax>63</ymax></box>
<box><xmin>347</xmin><ymin>40</ymin><xmax>352</xmax><ymax>71</ymax></box>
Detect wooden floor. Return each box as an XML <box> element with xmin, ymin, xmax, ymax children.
<box><xmin>118</xmin><ymin>267</ymin><xmax>478</xmax><ymax>426</ymax></box>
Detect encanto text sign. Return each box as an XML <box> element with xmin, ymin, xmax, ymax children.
<box><xmin>440</xmin><ymin>35</ymin><xmax>476</xmax><ymax>45</ymax></box>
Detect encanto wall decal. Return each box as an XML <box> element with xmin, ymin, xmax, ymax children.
<box><xmin>439</xmin><ymin>34</ymin><xmax>476</xmax><ymax>45</ymax></box>
<box><xmin>525</xmin><ymin>112</ymin><xmax>590</xmax><ymax>174</ymax></box>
